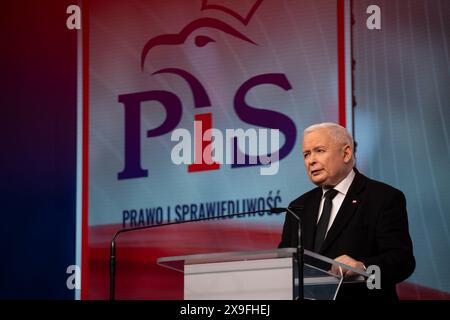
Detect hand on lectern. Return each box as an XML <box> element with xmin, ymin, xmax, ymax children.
<box><xmin>330</xmin><ymin>254</ymin><xmax>366</xmax><ymax>278</ymax></box>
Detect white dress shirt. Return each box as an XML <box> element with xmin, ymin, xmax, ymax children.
<box><xmin>317</xmin><ymin>169</ymin><xmax>356</xmax><ymax>235</ymax></box>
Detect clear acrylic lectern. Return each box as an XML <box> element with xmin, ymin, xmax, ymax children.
<box><xmin>157</xmin><ymin>248</ymin><xmax>369</xmax><ymax>300</ymax></box>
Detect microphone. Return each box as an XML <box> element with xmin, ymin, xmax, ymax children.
<box><xmin>273</xmin><ymin>206</ymin><xmax>305</xmax><ymax>300</ymax></box>
<box><xmin>288</xmin><ymin>206</ymin><xmax>305</xmax><ymax>300</ymax></box>
<box><xmin>269</xmin><ymin>207</ymin><xmax>286</xmax><ymax>213</ymax></box>
<box><xmin>109</xmin><ymin>207</ymin><xmax>283</xmax><ymax>300</ymax></box>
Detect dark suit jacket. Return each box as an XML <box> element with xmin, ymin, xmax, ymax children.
<box><xmin>278</xmin><ymin>170</ymin><xmax>415</xmax><ymax>300</ymax></box>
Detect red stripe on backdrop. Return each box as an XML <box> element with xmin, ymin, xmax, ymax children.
<box><xmin>88</xmin><ymin>221</ymin><xmax>282</xmax><ymax>299</ymax></box>
<box><xmin>337</xmin><ymin>0</ymin><xmax>346</xmax><ymax>127</ymax></box>
<box><xmin>81</xmin><ymin>0</ymin><xmax>90</xmax><ymax>300</ymax></box>
<box><xmin>87</xmin><ymin>221</ymin><xmax>450</xmax><ymax>300</ymax></box>
<box><xmin>397</xmin><ymin>282</ymin><xmax>450</xmax><ymax>300</ymax></box>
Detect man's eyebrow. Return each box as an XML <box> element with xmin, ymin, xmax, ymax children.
<box><xmin>303</xmin><ymin>145</ymin><xmax>326</xmax><ymax>153</ymax></box>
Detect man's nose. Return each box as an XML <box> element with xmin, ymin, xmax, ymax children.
<box><xmin>307</xmin><ymin>154</ymin><xmax>317</xmax><ymax>166</ymax></box>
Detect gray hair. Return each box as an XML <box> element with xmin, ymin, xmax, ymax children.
<box><xmin>304</xmin><ymin>122</ymin><xmax>356</xmax><ymax>165</ymax></box>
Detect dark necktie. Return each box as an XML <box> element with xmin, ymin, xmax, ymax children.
<box><xmin>314</xmin><ymin>189</ymin><xmax>339</xmax><ymax>252</ymax></box>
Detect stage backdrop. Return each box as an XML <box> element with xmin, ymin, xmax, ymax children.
<box><xmin>353</xmin><ymin>0</ymin><xmax>450</xmax><ymax>298</ymax></box>
<box><xmin>82</xmin><ymin>0</ymin><xmax>344</xmax><ymax>299</ymax></box>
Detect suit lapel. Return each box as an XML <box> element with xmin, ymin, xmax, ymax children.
<box><xmin>302</xmin><ymin>188</ymin><xmax>322</xmax><ymax>250</ymax></box>
<box><xmin>318</xmin><ymin>171</ymin><xmax>367</xmax><ymax>254</ymax></box>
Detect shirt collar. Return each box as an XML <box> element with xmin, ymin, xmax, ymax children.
<box><xmin>322</xmin><ymin>169</ymin><xmax>356</xmax><ymax>197</ymax></box>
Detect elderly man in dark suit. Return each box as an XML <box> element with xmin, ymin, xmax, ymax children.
<box><xmin>279</xmin><ymin>122</ymin><xmax>415</xmax><ymax>300</ymax></box>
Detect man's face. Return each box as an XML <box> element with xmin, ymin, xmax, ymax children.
<box><xmin>302</xmin><ymin>128</ymin><xmax>352</xmax><ymax>187</ymax></box>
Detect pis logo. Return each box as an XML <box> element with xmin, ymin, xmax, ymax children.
<box><xmin>117</xmin><ymin>0</ymin><xmax>297</xmax><ymax>180</ymax></box>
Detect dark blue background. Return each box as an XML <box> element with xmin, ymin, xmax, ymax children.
<box><xmin>1</xmin><ymin>0</ymin><xmax>77</xmax><ymax>299</ymax></box>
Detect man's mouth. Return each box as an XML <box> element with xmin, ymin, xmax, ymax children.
<box><xmin>311</xmin><ymin>169</ymin><xmax>323</xmax><ymax>176</ymax></box>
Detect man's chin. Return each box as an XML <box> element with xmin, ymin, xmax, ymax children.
<box><xmin>310</xmin><ymin>176</ymin><xmax>326</xmax><ymax>187</ymax></box>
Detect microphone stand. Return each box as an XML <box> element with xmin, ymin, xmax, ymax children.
<box><xmin>285</xmin><ymin>206</ymin><xmax>304</xmax><ymax>300</ymax></box>
<box><xmin>109</xmin><ymin>208</ymin><xmax>277</xmax><ymax>300</ymax></box>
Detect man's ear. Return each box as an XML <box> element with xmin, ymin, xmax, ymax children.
<box><xmin>343</xmin><ymin>145</ymin><xmax>352</xmax><ymax>163</ymax></box>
